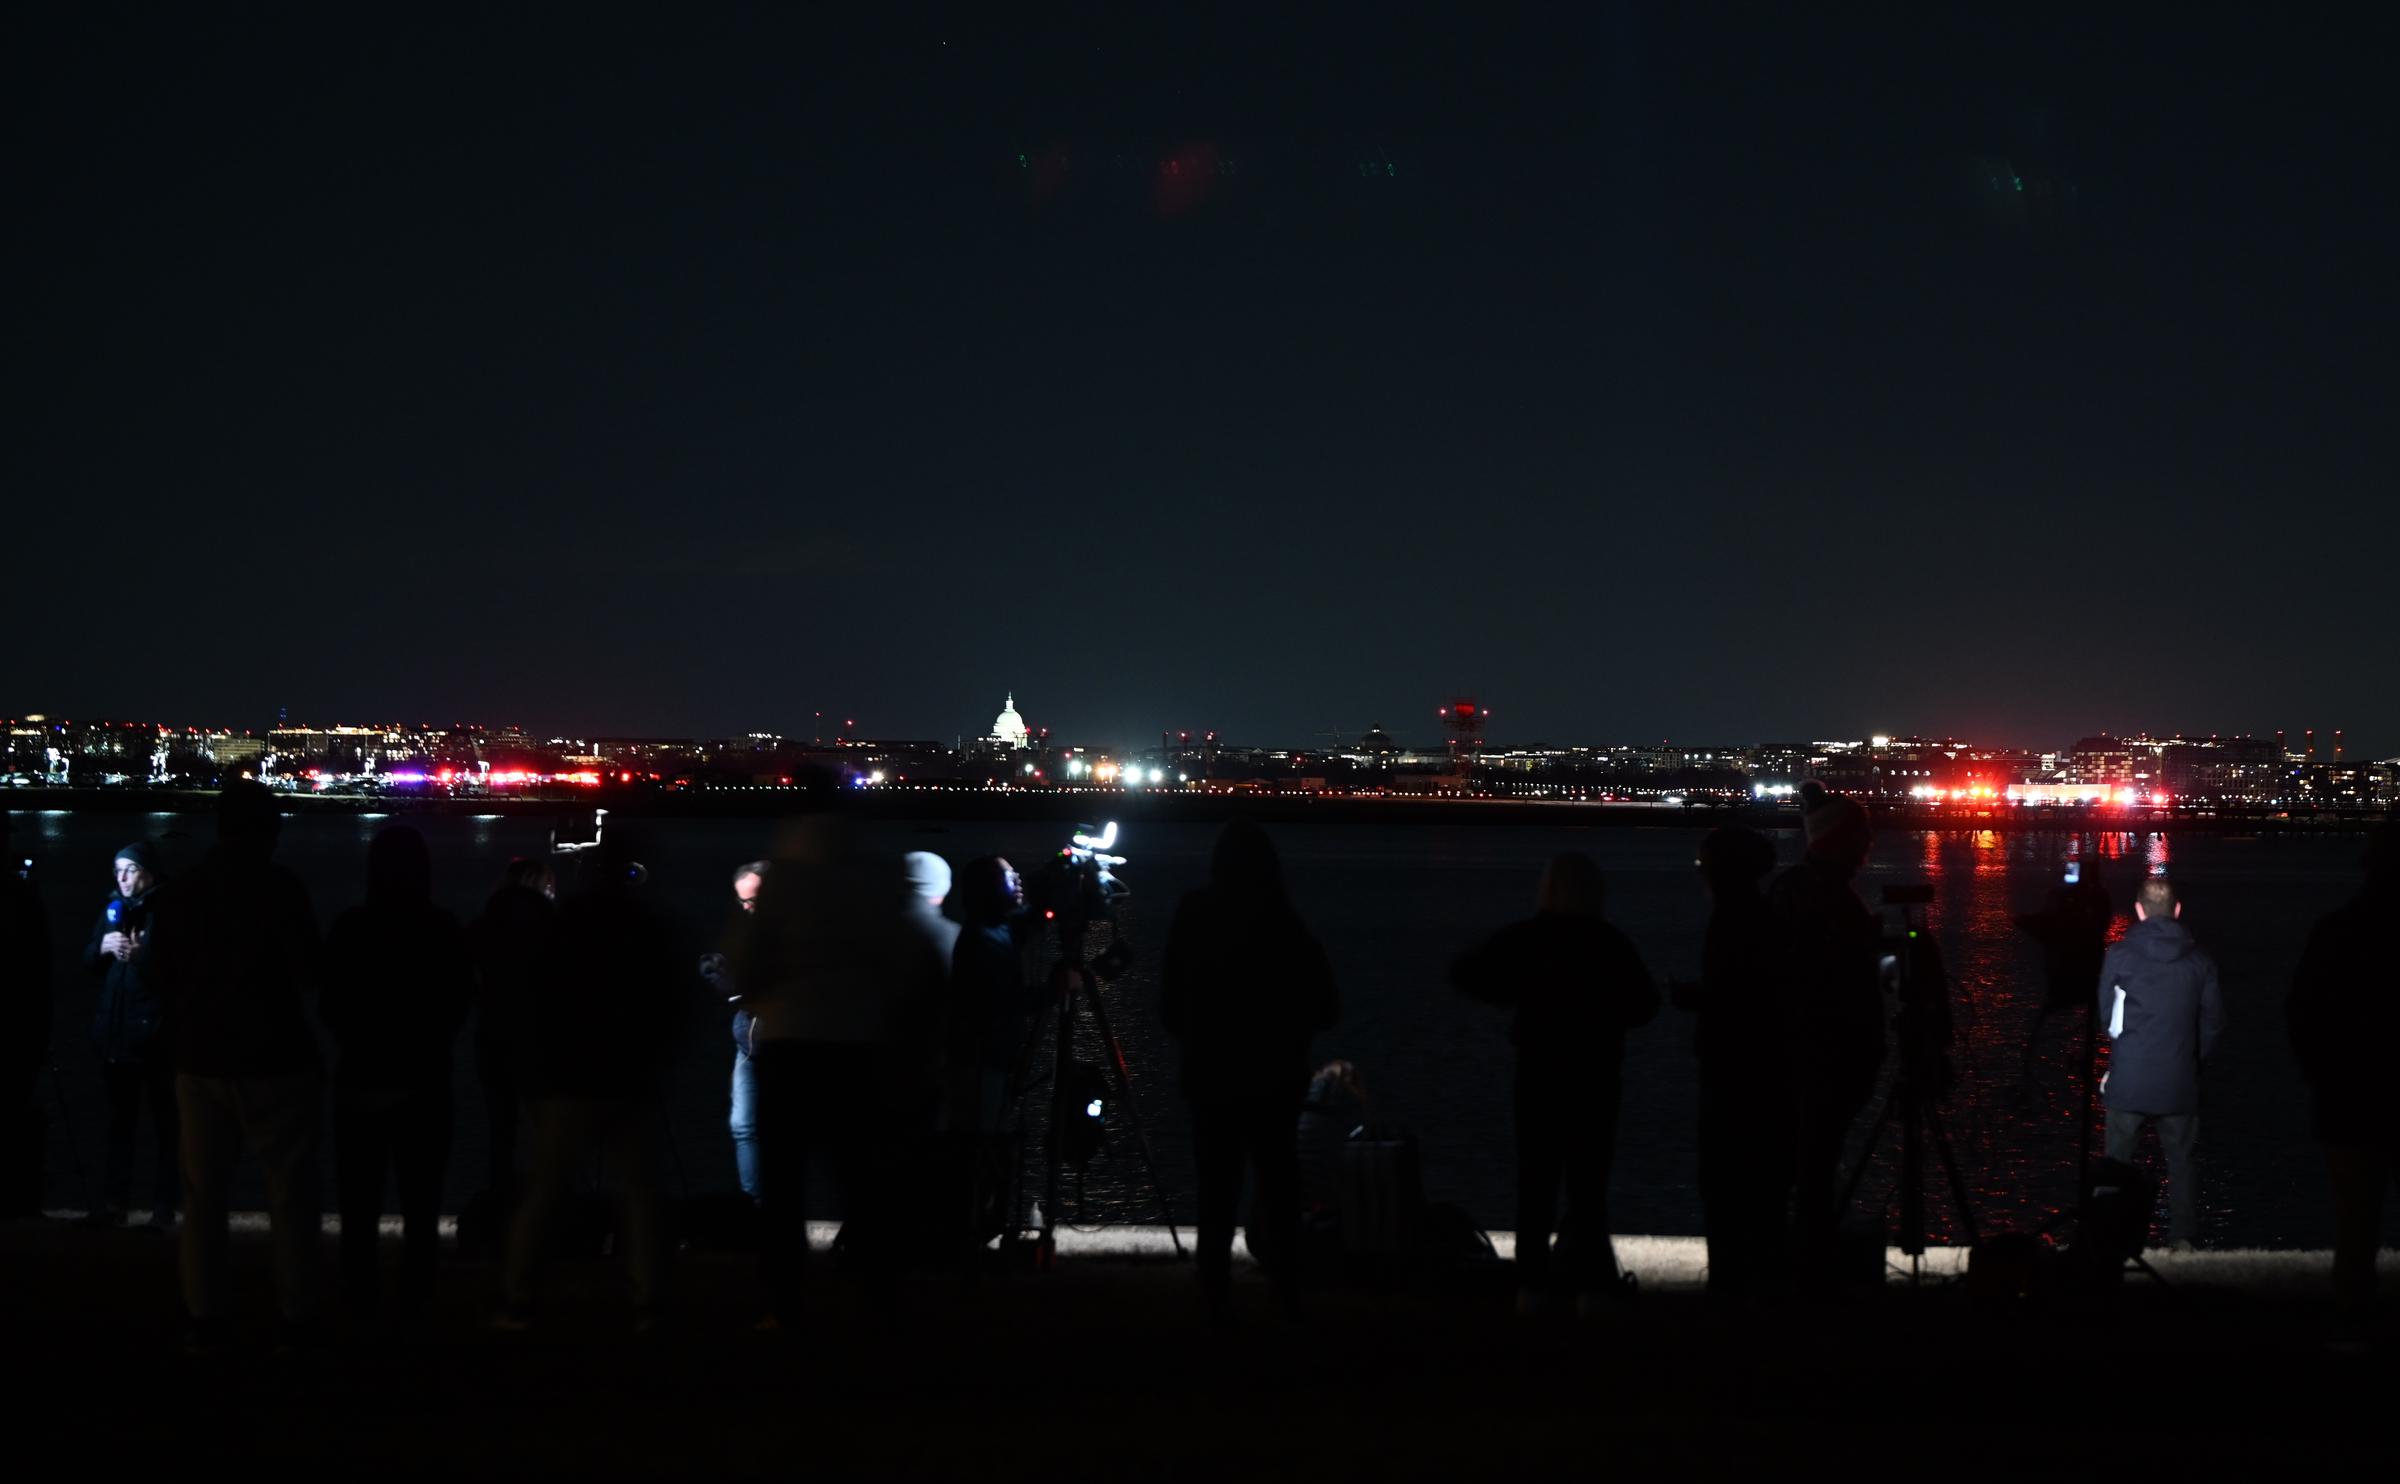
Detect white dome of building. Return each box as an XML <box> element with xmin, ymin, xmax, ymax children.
<box><xmin>990</xmin><ymin>692</ymin><xmax>1030</xmax><ymax>750</ymax></box>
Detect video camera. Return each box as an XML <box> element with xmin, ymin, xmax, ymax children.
<box><xmin>1027</xmin><ymin>821</ymin><xmax>1132</xmax><ymax>974</ymax></box>
<box><xmin>1878</xmin><ymin>883</ymin><xmax>1954</xmax><ymax>1092</ymax></box>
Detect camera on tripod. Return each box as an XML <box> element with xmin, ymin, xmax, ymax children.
<box><xmin>1877</xmin><ymin>883</ymin><xmax>1954</xmax><ymax>1095</ymax></box>
<box><xmin>1028</xmin><ymin>821</ymin><xmax>1132</xmax><ymax>974</ymax></box>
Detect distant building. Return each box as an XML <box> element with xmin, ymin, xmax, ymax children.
<box><xmin>988</xmin><ymin>693</ymin><xmax>1030</xmax><ymax>751</ymax></box>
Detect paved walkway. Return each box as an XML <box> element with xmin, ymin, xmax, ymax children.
<box><xmin>3</xmin><ymin>1214</ymin><xmax>2392</xmax><ymax>1478</ymax></box>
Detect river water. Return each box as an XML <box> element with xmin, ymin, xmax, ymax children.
<box><xmin>15</xmin><ymin>810</ymin><xmax>2378</xmax><ymax>1248</ymax></box>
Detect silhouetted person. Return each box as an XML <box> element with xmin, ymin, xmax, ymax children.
<box><xmin>466</xmin><ymin>857</ymin><xmax>554</xmax><ymax>1222</ymax></box>
<box><xmin>500</xmin><ymin>830</ymin><xmax>682</xmax><ymax>1333</ymax></box>
<box><xmin>1683</xmin><ymin>825</ymin><xmax>1790</xmax><ymax>1300</ymax></box>
<box><xmin>1453</xmin><ymin>852</ymin><xmax>1659</xmax><ymax>1315</ymax></box>
<box><xmin>147</xmin><ymin>781</ymin><xmax>325</xmax><ymax>1349</ymax></box>
<box><xmin>2015</xmin><ymin>846</ymin><xmax>2113</xmax><ymax>1012</ymax></box>
<box><xmin>734</xmin><ymin>815</ymin><xmax>944</xmax><ymax>1323</ymax></box>
<box><xmin>697</xmin><ymin>861</ymin><xmax>769</xmax><ymax>1204</ymax></box>
<box><xmin>0</xmin><ymin>815</ymin><xmax>50</xmax><ymax>1220</ymax></box>
<box><xmin>83</xmin><ymin>841</ymin><xmax>177</xmax><ymax>1229</ymax></box>
<box><xmin>321</xmin><ymin>825</ymin><xmax>472</xmax><ymax>1319</ymax></box>
<box><xmin>2288</xmin><ymin>822</ymin><xmax>2400</xmax><ymax>1343</ymax></box>
<box><xmin>1161</xmin><ymin>819</ymin><xmax>1338</xmax><ymax>1324</ymax></box>
<box><xmin>2099</xmin><ymin>877</ymin><xmax>2224</xmax><ymax>1251</ymax></box>
<box><xmin>942</xmin><ymin>855</ymin><xmax>1037</xmax><ymax>1249</ymax></box>
<box><xmin>1771</xmin><ymin>782</ymin><xmax>1883</xmax><ymax>1284</ymax></box>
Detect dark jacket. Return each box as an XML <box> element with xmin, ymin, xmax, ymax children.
<box><xmin>2099</xmin><ymin>917</ymin><xmax>2224</xmax><ymax>1116</ymax></box>
<box><xmin>522</xmin><ymin>878</ymin><xmax>682</xmax><ymax>1098</ymax></box>
<box><xmin>1692</xmin><ymin>890</ymin><xmax>1787</xmax><ymax>1090</ymax></box>
<box><xmin>148</xmin><ymin>844</ymin><xmax>321</xmax><ymax>1079</ymax></box>
<box><xmin>1768</xmin><ymin>858</ymin><xmax>1884</xmax><ymax>1077</ymax></box>
<box><xmin>321</xmin><ymin>836</ymin><xmax>473</xmax><ymax>1091</ymax></box>
<box><xmin>950</xmin><ymin>919</ymin><xmax>1040</xmax><ymax>1072</ymax></box>
<box><xmin>468</xmin><ymin>883</ymin><xmax>554</xmax><ymax>1085</ymax></box>
<box><xmin>85</xmin><ymin>889</ymin><xmax>166</xmax><ymax>1063</ymax></box>
<box><xmin>1451</xmin><ymin>913</ymin><xmax>1660</xmax><ymax>1084</ymax></box>
<box><xmin>1160</xmin><ymin>886</ymin><xmax>1339</xmax><ymax>1104</ymax></box>
<box><xmin>2287</xmin><ymin>889</ymin><xmax>2399</xmax><ymax>1146</ymax></box>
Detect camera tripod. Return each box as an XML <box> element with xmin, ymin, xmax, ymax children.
<box><xmin>985</xmin><ymin>917</ymin><xmax>1184</xmax><ymax>1265</ymax></box>
<box><xmin>1839</xmin><ymin>1042</ymin><xmax>1981</xmax><ymax>1282</ymax></box>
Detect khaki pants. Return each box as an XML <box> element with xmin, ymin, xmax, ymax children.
<box><xmin>176</xmin><ymin>1070</ymin><xmax>326</xmax><ymax>1322</ymax></box>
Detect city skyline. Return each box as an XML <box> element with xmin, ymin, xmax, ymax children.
<box><xmin>14</xmin><ymin>10</ymin><xmax>2395</xmax><ymax>759</ymax></box>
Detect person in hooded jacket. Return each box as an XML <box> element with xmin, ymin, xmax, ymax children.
<box><xmin>321</xmin><ymin>825</ymin><xmax>473</xmax><ymax>1317</ymax></box>
<box><xmin>2288</xmin><ymin>822</ymin><xmax>2400</xmax><ymax>1338</ymax></box>
<box><xmin>83</xmin><ymin>841</ymin><xmax>178</xmax><ymax>1228</ymax></box>
<box><xmin>1161</xmin><ymin>819</ymin><xmax>1339</xmax><ymax>1322</ymax></box>
<box><xmin>2099</xmin><ymin>876</ymin><xmax>2225</xmax><ymax>1251</ymax></box>
<box><xmin>1454</xmin><ymin>852</ymin><xmax>1660</xmax><ymax>1314</ymax></box>
<box><xmin>1681</xmin><ymin>826</ymin><xmax>1790</xmax><ymax>1301</ymax></box>
<box><xmin>466</xmin><ymin>856</ymin><xmax>554</xmax><ymax>1222</ymax></box>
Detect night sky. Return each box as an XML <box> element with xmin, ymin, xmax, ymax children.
<box><xmin>13</xmin><ymin>6</ymin><xmax>2395</xmax><ymax>753</ymax></box>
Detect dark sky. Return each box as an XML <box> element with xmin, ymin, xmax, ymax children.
<box><xmin>13</xmin><ymin>5</ymin><xmax>2395</xmax><ymax>753</ymax></box>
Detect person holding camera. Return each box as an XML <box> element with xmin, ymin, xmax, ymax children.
<box><xmin>2100</xmin><ymin>877</ymin><xmax>2223</xmax><ymax>1252</ymax></box>
<box><xmin>83</xmin><ymin>841</ymin><xmax>177</xmax><ymax>1230</ymax></box>
<box><xmin>1453</xmin><ymin>851</ymin><xmax>1660</xmax><ymax>1317</ymax></box>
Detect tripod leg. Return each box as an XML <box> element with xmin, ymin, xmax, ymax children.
<box><xmin>1078</xmin><ymin>982</ymin><xmax>1185</xmax><ymax>1258</ymax></box>
<box><xmin>1834</xmin><ymin>1085</ymin><xmax>1899</xmax><ymax>1213</ymax></box>
<box><xmin>1923</xmin><ymin>1101</ymin><xmax>1981</xmax><ymax>1249</ymax></box>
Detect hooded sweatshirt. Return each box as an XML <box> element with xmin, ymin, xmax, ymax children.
<box><xmin>2098</xmin><ymin>916</ymin><xmax>2225</xmax><ymax>1116</ymax></box>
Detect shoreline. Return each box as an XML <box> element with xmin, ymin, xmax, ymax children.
<box><xmin>5</xmin><ymin>786</ymin><xmax>2388</xmax><ymax>834</ymax></box>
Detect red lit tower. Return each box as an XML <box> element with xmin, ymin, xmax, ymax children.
<box><xmin>1441</xmin><ymin>699</ymin><xmax>1487</xmax><ymax>784</ymax></box>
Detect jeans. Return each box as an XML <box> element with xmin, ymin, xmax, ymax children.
<box><xmin>1698</xmin><ymin>1076</ymin><xmax>1793</xmax><ymax>1297</ymax></box>
<box><xmin>1515</xmin><ymin>1071</ymin><xmax>1623</xmax><ymax>1294</ymax></box>
<box><xmin>506</xmin><ymin>1095</ymin><xmax>667</xmax><ymax>1315</ymax></box>
<box><xmin>729</xmin><ymin>1048</ymin><xmax>760</xmax><ymax>1203</ymax></box>
<box><xmin>176</xmin><ymin>1070</ymin><xmax>325</xmax><ymax>1323</ymax></box>
<box><xmin>2322</xmin><ymin>1144</ymin><xmax>2397</xmax><ymax>1316</ymax></box>
<box><xmin>334</xmin><ymin>1084</ymin><xmax>453</xmax><ymax>1311</ymax></box>
<box><xmin>2105</xmin><ymin>1107</ymin><xmax>2200</xmax><ymax>1247</ymax></box>
<box><xmin>1189</xmin><ymin>1095</ymin><xmax>1303</xmax><ymax>1302</ymax></box>
<box><xmin>1792</xmin><ymin>1055</ymin><xmax>1880</xmax><ymax>1281</ymax></box>
<box><xmin>100</xmin><ymin>1057</ymin><xmax>179</xmax><ymax>1218</ymax></box>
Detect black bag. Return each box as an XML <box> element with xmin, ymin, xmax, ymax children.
<box><xmin>1335</xmin><ymin>1126</ymin><xmax>1421</xmax><ymax>1275</ymax></box>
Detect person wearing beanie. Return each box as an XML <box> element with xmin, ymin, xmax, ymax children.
<box><xmin>2287</xmin><ymin>821</ymin><xmax>2400</xmax><ymax>1344</ymax></box>
<box><xmin>83</xmin><ymin>841</ymin><xmax>178</xmax><ymax>1228</ymax></box>
<box><xmin>1769</xmin><ymin>781</ymin><xmax>1885</xmax><ymax>1285</ymax></box>
<box><xmin>1685</xmin><ymin>826</ymin><xmax>1790</xmax><ymax>1299</ymax></box>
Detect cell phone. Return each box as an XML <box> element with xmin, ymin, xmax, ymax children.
<box><xmin>17</xmin><ymin>857</ymin><xmax>31</xmax><ymax>882</ymax></box>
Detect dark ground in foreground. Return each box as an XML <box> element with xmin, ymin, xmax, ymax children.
<box><xmin>3</xmin><ymin>1219</ymin><xmax>2392</xmax><ymax>1479</ymax></box>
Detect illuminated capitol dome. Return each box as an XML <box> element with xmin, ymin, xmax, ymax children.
<box><xmin>989</xmin><ymin>692</ymin><xmax>1030</xmax><ymax>751</ymax></box>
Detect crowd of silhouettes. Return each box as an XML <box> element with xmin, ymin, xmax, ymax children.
<box><xmin>1</xmin><ymin>785</ymin><xmax>2396</xmax><ymax>1348</ymax></box>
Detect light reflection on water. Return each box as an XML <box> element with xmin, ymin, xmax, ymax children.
<box><xmin>14</xmin><ymin>813</ymin><xmax>2369</xmax><ymax>1247</ymax></box>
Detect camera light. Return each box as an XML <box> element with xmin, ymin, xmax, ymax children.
<box><xmin>1084</xmin><ymin>1098</ymin><xmax>1104</xmax><ymax>1119</ymax></box>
